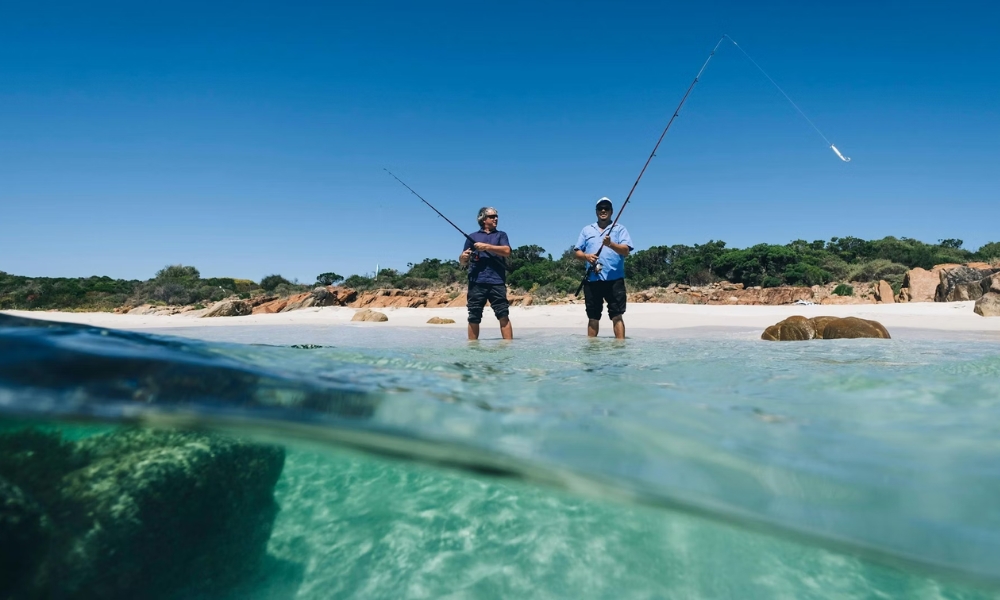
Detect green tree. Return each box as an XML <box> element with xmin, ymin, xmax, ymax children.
<box><xmin>316</xmin><ymin>272</ymin><xmax>344</xmax><ymax>286</ymax></box>
<box><xmin>260</xmin><ymin>274</ymin><xmax>291</xmax><ymax>291</ymax></box>
<box><xmin>155</xmin><ymin>265</ymin><xmax>200</xmax><ymax>281</ymax></box>
<box><xmin>975</xmin><ymin>241</ymin><xmax>1000</xmax><ymax>260</ymax></box>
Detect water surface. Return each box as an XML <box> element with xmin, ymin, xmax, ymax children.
<box><xmin>2</xmin><ymin>314</ymin><xmax>999</xmax><ymax>598</ymax></box>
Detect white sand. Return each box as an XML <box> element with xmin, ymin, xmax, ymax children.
<box><xmin>4</xmin><ymin>301</ymin><xmax>998</xmax><ymax>334</ymax></box>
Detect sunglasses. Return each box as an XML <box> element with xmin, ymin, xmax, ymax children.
<box><xmin>596</xmin><ymin>207</ymin><xmax>612</xmax><ymax>212</ymax></box>
<box><xmin>483</xmin><ymin>214</ymin><xmax>498</xmax><ymax>219</ymax></box>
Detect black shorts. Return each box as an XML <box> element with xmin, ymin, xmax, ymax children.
<box><xmin>583</xmin><ymin>279</ymin><xmax>627</xmax><ymax>320</ymax></box>
<box><xmin>467</xmin><ymin>283</ymin><xmax>510</xmax><ymax>324</ymax></box>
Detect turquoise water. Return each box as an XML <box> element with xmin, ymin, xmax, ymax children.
<box><xmin>2</xmin><ymin>315</ymin><xmax>1000</xmax><ymax>598</ymax></box>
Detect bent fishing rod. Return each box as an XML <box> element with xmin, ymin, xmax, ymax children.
<box><xmin>574</xmin><ymin>35</ymin><xmax>726</xmax><ymax>297</ymax></box>
<box><xmin>384</xmin><ymin>168</ymin><xmax>500</xmax><ymax>262</ymax></box>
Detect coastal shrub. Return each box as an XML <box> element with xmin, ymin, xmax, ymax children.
<box><xmin>783</xmin><ymin>263</ymin><xmax>832</xmax><ymax>286</ymax></box>
<box><xmin>342</xmin><ymin>274</ymin><xmax>375</xmax><ymax>290</ymax></box>
<box><xmin>833</xmin><ymin>284</ymin><xmax>854</xmax><ymax>297</ymax></box>
<box><xmin>845</xmin><ymin>259</ymin><xmax>909</xmax><ymax>283</ymax></box>
<box><xmin>155</xmin><ymin>265</ymin><xmax>200</xmax><ymax>282</ymax></box>
<box><xmin>232</xmin><ymin>279</ymin><xmax>256</xmax><ymax>293</ymax></box>
<box><xmin>259</xmin><ymin>274</ymin><xmax>291</xmax><ymax>291</ymax></box>
<box><xmin>403</xmin><ymin>259</ymin><xmax>464</xmax><ymax>285</ymax></box>
<box><xmin>713</xmin><ymin>244</ymin><xmax>798</xmax><ymax>288</ymax></box>
<box><xmin>399</xmin><ymin>277</ymin><xmax>435</xmax><ymax>290</ymax></box>
<box><xmin>761</xmin><ymin>276</ymin><xmax>783</xmax><ymax>288</ymax></box>
<box><xmin>975</xmin><ymin>241</ymin><xmax>1000</xmax><ymax>261</ymax></box>
<box><xmin>149</xmin><ymin>283</ymin><xmax>192</xmax><ymax>305</ymax></box>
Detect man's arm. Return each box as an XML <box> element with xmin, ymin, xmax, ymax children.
<box><xmin>459</xmin><ymin>238</ymin><xmax>474</xmax><ymax>266</ymax></box>
<box><xmin>602</xmin><ymin>237</ymin><xmax>631</xmax><ymax>257</ymax></box>
<box><xmin>473</xmin><ymin>242</ymin><xmax>511</xmax><ymax>257</ymax></box>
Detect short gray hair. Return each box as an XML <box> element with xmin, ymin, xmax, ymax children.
<box><xmin>476</xmin><ymin>206</ymin><xmax>498</xmax><ymax>226</ymax></box>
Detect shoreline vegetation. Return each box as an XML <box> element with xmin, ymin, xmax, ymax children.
<box><xmin>3</xmin><ymin>236</ymin><xmax>999</xmax><ymax>313</ymax></box>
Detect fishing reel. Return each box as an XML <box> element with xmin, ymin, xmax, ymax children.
<box><xmin>593</xmin><ymin>263</ymin><xmax>602</xmax><ymax>275</ymax></box>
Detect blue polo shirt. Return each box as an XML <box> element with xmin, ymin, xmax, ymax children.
<box><xmin>575</xmin><ymin>223</ymin><xmax>634</xmax><ymax>282</ymax></box>
<box><xmin>464</xmin><ymin>230</ymin><xmax>510</xmax><ymax>284</ymax></box>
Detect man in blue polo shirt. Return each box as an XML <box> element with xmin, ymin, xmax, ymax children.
<box><xmin>574</xmin><ymin>197</ymin><xmax>634</xmax><ymax>339</ymax></box>
<box><xmin>459</xmin><ymin>206</ymin><xmax>513</xmax><ymax>340</ymax></box>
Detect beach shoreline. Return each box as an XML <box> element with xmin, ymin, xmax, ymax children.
<box><xmin>4</xmin><ymin>301</ymin><xmax>999</xmax><ymax>336</ymax></box>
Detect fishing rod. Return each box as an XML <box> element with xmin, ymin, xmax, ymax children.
<box><xmin>384</xmin><ymin>168</ymin><xmax>500</xmax><ymax>263</ymax></box>
<box><xmin>574</xmin><ymin>35</ymin><xmax>727</xmax><ymax>297</ymax></box>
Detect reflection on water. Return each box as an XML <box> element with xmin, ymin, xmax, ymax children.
<box><xmin>3</xmin><ymin>314</ymin><xmax>1000</xmax><ymax>598</ymax></box>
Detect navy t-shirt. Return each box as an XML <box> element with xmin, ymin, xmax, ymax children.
<box><xmin>463</xmin><ymin>230</ymin><xmax>510</xmax><ymax>284</ymax></box>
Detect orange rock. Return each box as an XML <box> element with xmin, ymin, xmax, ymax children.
<box><xmin>427</xmin><ymin>316</ymin><xmax>456</xmax><ymax>324</ymax></box>
<box><xmin>822</xmin><ymin>317</ymin><xmax>890</xmax><ymax>339</ymax></box>
<box><xmin>875</xmin><ymin>280</ymin><xmax>895</xmax><ymax>304</ymax></box>
<box><xmin>761</xmin><ymin>315</ymin><xmax>816</xmax><ymax>341</ymax></box>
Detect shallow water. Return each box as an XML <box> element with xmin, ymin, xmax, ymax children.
<box><xmin>2</xmin><ymin>314</ymin><xmax>1000</xmax><ymax>598</ymax></box>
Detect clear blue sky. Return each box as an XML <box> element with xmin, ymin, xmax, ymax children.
<box><xmin>2</xmin><ymin>1</ymin><xmax>998</xmax><ymax>282</ymax></box>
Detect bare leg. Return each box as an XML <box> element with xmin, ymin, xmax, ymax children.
<box><xmin>587</xmin><ymin>319</ymin><xmax>600</xmax><ymax>337</ymax></box>
<box><xmin>468</xmin><ymin>323</ymin><xmax>480</xmax><ymax>340</ymax></box>
<box><xmin>612</xmin><ymin>315</ymin><xmax>625</xmax><ymax>340</ymax></box>
<box><xmin>499</xmin><ymin>316</ymin><xmax>513</xmax><ymax>340</ymax></box>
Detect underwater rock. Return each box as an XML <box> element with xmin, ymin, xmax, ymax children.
<box><xmin>352</xmin><ymin>308</ymin><xmax>389</xmax><ymax>322</ymax></box>
<box><xmin>427</xmin><ymin>317</ymin><xmax>455</xmax><ymax>324</ymax></box>
<box><xmin>0</xmin><ymin>427</ymin><xmax>285</xmax><ymax>599</ymax></box>
<box><xmin>762</xmin><ymin>316</ymin><xmax>890</xmax><ymax>341</ymax></box>
<box><xmin>0</xmin><ymin>476</ymin><xmax>52</xmax><ymax>597</ymax></box>
<box><xmin>974</xmin><ymin>293</ymin><xmax>1000</xmax><ymax>317</ymax></box>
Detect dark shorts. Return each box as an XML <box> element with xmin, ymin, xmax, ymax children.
<box><xmin>467</xmin><ymin>283</ymin><xmax>510</xmax><ymax>324</ymax></box>
<box><xmin>583</xmin><ymin>278</ymin><xmax>627</xmax><ymax>320</ymax></box>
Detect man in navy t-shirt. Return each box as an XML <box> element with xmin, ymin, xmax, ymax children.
<box><xmin>574</xmin><ymin>197</ymin><xmax>634</xmax><ymax>339</ymax></box>
<box><xmin>459</xmin><ymin>206</ymin><xmax>513</xmax><ymax>340</ymax></box>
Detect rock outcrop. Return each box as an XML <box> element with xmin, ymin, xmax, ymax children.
<box><xmin>897</xmin><ymin>267</ymin><xmax>941</xmax><ymax>302</ymax></box>
<box><xmin>253</xmin><ymin>286</ymin><xmax>357</xmax><ymax>315</ymax></box>
<box><xmin>202</xmin><ymin>298</ymin><xmax>254</xmax><ymax>317</ymax></box>
<box><xmin>0</xmin><ymin>428</ymin><xmax>285</xmax><ymax>599</ymax></box>
<box><xmin>427</xmin><ymin>317</ymin><xmax>456</xmax><ymax>324</ymax></box>
<box><xmin>983</xmin><ymin>273</ymin><xmax>1000</xmax><ymax>295</ymax></box>
<box><xmin>875</xmin><ymin>280</ymin><xmax>895</xmax><ymax>304</ymax></box>
<box><xmin>762</xmin><ymin>316</ymin><xmax>890</xmax><ymax>341</ymax></box>
<box><xmin>935</xmin><ymin>264</ymin><xmax>1000</xmax><ymax>302</ymax></box>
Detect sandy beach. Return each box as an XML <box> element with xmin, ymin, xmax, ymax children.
<box><xmin>4</xmin><ymin>301</ymin><xmax>999</xmax><ymax>336</ymax></box>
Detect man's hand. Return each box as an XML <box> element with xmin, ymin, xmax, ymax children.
<box><xmin>584</xmin><ymin>253</ymin><xmax>598</xmax><ymax>265</ymax></box>
<box><xmin>473</xmin><ymin>242</ymin><xmax>490</xmax><ymax>252</ymax></box>
<box><xmin>460</xmin><ymin>249</ymin><xmax>473</xmax><ymax>265</ymax></box>
<box><xmin>602</xmin><ymin>236</ymin><xmax>613</xmax><ymax>247</ymax></box>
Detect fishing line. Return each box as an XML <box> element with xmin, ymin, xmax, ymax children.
<box><xmin>724</xmin><ymin>34</ymin><xmax>851</xmax><ymax>162</ymax></box>
<box><xmin>384</xmin><ymin>168</ymin><xmax>501</xmax><ymax>264</ymax></box>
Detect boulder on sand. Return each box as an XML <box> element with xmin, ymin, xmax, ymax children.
<box><xmin>351</xmin><ymin>308</ymin><xmax>388</xmax><ymax>322</ymax></box>
<box><xmin>427</xmin><ymin>317</ymin><xmax>455</xmax><ymax>324</ymax></box>
<box><xmin>974</xmin><ymin>293</ymin><xmax>1000</xmax><ymax>317</ymax></box>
